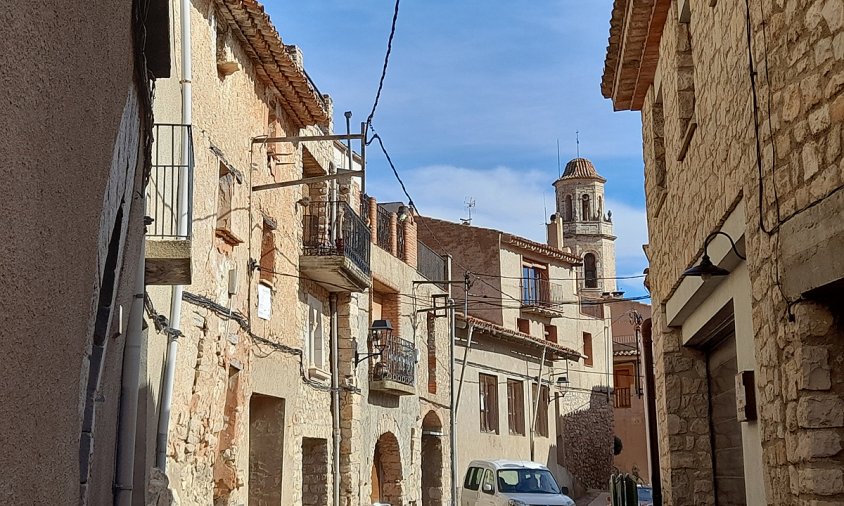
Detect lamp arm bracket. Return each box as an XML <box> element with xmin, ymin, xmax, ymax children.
<box><xmin>704</xmin><ymin>231</ymin><xmax>746</xmax><ymax>260</ymax></box>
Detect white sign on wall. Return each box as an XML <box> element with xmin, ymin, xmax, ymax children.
<box><xmin>257</xmin><ymin>283</ymin><xmax>272</xmax><ymax>320</ymax></box>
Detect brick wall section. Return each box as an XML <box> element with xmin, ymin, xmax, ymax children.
<box><xmin>605</xmin><ymin>0</ymin><xmax>844</xmax><ymax>504</ymax></box>
<box><xmin>416</xmin><ymin>217</ymin><xmax>506</xmax><ymax>326</ymax></box>
<box><xmin>369</xmin><ymin>196</ymin><xmax>378</xmax><ymax>244</ymax></box>
<box><xmin>403</xmin><ymin>216</ymin><xmax>418</xmax><ymax>269</ymax></box>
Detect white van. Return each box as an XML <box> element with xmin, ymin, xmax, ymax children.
<box><xmin>460</xmin><ymin>460</ymin><xmax>575</xmax><ymax>506</ymax></box>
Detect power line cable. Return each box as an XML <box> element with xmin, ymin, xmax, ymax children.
<box><xmin>365</xmin><ymin>0</ymin><xmax>401</xmax><ymax>128</ymax></box>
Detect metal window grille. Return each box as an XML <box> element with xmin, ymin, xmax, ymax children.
<box><xmin>146</xmin><ymin>124</ymin><xmax>194</xmax><ymax>239</ymax></box>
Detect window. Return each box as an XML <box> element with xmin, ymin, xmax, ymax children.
<box><xmin>582</xmin><ymin>194</ymin><xmax>591</xmax><ymax>221</ymax></box>
<box><xmin>583</xmin><ymin>332</ymin><xmax>593</xmax><ymax>367</ymax></box>
<box><xmin>522</xmin><ymin>263</ymin><xmax>548</xmax><ymax>306</ymax></box>
<box><xmin>464</xmin><ymin>467</ymin><xmax>483</xmax><ymax>490</ymax></box>
<box><xmin>584</xmin><ymin>253</ymin><xmax>598</xmax><ymax>289</ymax></box>
<box><xmin>544</xmin><ymin>324</ymin><xmax>558</xmax><ymax>344</ymax></box>
<box><xmin>427</xmin><ymin>313</ymin><xmax>437</xmax><ymax>394</ymax></box>
<box><xmin>507</xmin><ymin>380</ymin><xmax>525</xmax><ymax>436</ymax></box>
<box><xmin>481</xmin><ymin>469</ymin><xmax>495</xmax><ymax>494</ymax></box>
<box><xmin>517</xmin><ymin>318</ymin><xmax>530</xmax><ymax>335</ymax></box>
<box><xmin>306</xmin><ymin>295</ymin><xmax>325</xmax><ymax>371</ymax></box>
<box><xmin>532</xmin><ymin>383</ymin><xmax>550</xmax><ymax>437</ymax></box>
<box><xmin>259</xmin><ymin>219</ymin><xmax>276</xmax><ymax>282</ymax></box>
<box><xmin>564</xmin><ymin>195</ymin><xmax>573</xmax><ymax>221</ymax></box>
<box><xmin>675</xmin><ymin>1</ymin><xmax>697</xmax><ymax>161</ymax></box>
<box><xmin>479</xmin><ymin>374</ymin><xmax>499</xmax><ymax>434</ymax></box>
<box><xmin>651</xmin><ymin>90</ymin><xmax>668</xmax><ymax>217</ymax></box>
<box><xmin>217</xmin><ymin>162</ymin><xmax>234</xmax><ymax>233</ymax></box>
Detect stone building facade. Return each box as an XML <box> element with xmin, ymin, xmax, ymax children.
<box><xmin>0</xmin><ymin>1</ymin><xmax>166</xmax><ymax>504</ymax></box>
<box><xmin>417</xmin><ymin>217</ymin><xmax>615</xmax><ymax>497</ymax></box>
<box><xmin>138</xmin><ymin>3</ymin><xmax>454</xmax><ymax>505</ymax></box>
<box><xmin>602</xmin><ymin>0</ymin><xmax>844</xmax><ymax>504</ymax></box>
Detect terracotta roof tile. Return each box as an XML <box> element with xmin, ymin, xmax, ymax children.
<box><xmin>218</xmin><ymin>0</ymin><xmax>331</xmax><ymax>127</ymax></box>
<box><xmin>459</xmin><ymin>314</ymin><xmax>584</xmax><ymax>361</ymax></box>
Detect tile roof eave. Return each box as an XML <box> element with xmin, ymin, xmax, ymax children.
<box><xmin>217</xmin><ymin>0</ymin><xmax>331</xmax><ymax>128</ymax></box>
<box><xmin>458</xmin><ymin>314</ymin><xmax>584</xmax><ymax>361</ymax></box>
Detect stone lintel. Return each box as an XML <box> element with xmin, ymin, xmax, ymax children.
<box><xmin>780</xmin><ymin>188</ymin><xmax>844</xmax><ymax>299</ymax></box>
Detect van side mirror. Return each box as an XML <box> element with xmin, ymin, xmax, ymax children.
<box><xmin>482</xmin><ymin>483</ymin><xmax>494</xmax><ymax>494</ymax></box>
<box><xmin>561</xmin><ymin>486</ymin><xmax>569</xmax><ymax>495</ymax></box>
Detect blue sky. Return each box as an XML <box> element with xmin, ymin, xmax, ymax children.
<box><xmin>266</xmin><ymin>1</ymin><xmax>649</xmax><ymax>297</ymax></box>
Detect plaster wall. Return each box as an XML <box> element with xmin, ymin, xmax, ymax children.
<box><xmin>453</xmin><ymin>329</ymin><xmax>614</xmax><ymax>496</ymax></box>
<box><xmin>0</xmin><ymin>2</ymin><xmax>150</xmax><ymax>504</ymax></box>
<box><xmin>142</xmin><ymin>0</ymin><xmax>335</xmax><ymax>503</ymax></box>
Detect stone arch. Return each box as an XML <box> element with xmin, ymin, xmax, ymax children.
<box><xmin>582</xmin><ymin>194</ymin><xmax>591</xmax><ymax>221</ymax></box>
<box><xmin>564</xmin><ymin>194</ymin><xmax>573</xmax><ymax>221</ymax></box>
<box><xmin>584</xmin><ymin>253</ymin><xmax>598</xmax><ymax>289</ymax></box>
<box><xmin>371</xmin><ymin>431</ymin><xmax>403</xmax><ymax>505</ymax></box>
<box><xmin>421</xmin><ymin>411</ymin><xmax>444</xmax><ymax>505</ymax></box>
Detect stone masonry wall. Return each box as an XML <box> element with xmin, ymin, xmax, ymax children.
<box><xmin>561</xmin><ymin>389</ymin><xmax>615</xmax><ymax>492</ymax></box>
<box><xmin>638</xmin><ymin>0</ymin><xmax>844</xmax><ymax>504</ymax></box>
<box><xmin>145</xmin><ymin>0</ymin><xmax>336</xmax><ymax>504</ymax></box>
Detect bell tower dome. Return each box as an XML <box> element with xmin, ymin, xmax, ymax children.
<box><xmin>552</xmin><ymin>158</ymin><xmax>617</xmax><ymax>294</ymax></box>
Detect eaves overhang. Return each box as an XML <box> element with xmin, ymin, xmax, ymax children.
<box><xmin>217</xmin><ymin>0</ymin><xmax>331</xmax><ymax>127</ymax></box>
<box><xmin>458</xmin><ymin>314</ymin><xmax>584</xmax><ymax>362</ymax></box>
<box><xmin>601</xmin><ymin>0</ymin><xmax>671</xmax><ymax>111</ymax></box>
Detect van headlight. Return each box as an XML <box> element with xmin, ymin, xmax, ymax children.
<box><xmin>508</xmin><ymin>500</ymin><xmax>528</xmax><ymax>506</ymax></box>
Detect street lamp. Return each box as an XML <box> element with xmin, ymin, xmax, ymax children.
<box><xmin>682</xmin><ymin>231</ymin><xmax>746</xmax><ymax>280</ymax></box>
<box><xmin>354</xmin><ymin>319</ymin><xmax>392</xmax><ymax>366</ymax></box>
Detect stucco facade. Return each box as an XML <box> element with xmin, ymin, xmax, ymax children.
<box><xmin>0</xmin><ymin>1</ymin><xmax>165</xmax><ymax>504</ymax></box>
<box><xmin>610</xmin><ymin>301</ymin><xmax>652</xmax><ymax>482</ymax></box>
<box><xmin>603</xmin><ymin>0</ymin><xmax>844</xmax><ymax>504</ymax></box>
<box><xmin>418</xmin><ymin>217</ymin><xmax>615</xmax><ymax>497</ymax></box>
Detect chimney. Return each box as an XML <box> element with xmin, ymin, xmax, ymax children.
<box><xmin>547</xmin><ymin>213</ymin><xmax>564</xmax><ymax>250</ymax></box>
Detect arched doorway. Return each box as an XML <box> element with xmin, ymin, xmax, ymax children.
<box><xmin>421</xmin><ymin>411</ymin><xmax>444</xmax><ymax>506</ymax></box>
<box><xmin>370</xmin><ymin>432</ymin><xmax>403</xmax><ymax>505</ymax></box>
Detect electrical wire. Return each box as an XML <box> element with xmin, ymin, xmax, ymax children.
<box><xmin>365</xmin><ymin>0</ymin><xmax>401</xmax><ymax>129</ymax></box>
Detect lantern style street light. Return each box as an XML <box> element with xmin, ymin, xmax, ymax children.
<box><xmin>354</xmin><ymin>319</ymin><xmax>392</xmax><ymax>366</ymax></box>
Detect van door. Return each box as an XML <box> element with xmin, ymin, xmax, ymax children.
<box><xmin>477</xmin><ymin>468</ymin><xmax>498</xmax><ymax>506</ymax></box>
<box><xmin>461</xmin><ymin>466</ymin><xmax>483</xmax><ymax>506</ymax></box>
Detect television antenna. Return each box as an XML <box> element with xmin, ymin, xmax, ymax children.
<box><xmin>460</xmin><ymin>197</ymin><xmax>476</xmax><ymax>225</ymax></box>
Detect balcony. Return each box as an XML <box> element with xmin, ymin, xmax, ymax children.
<box><xmin>614</xmin><ymin>387</ymin><xmax>632</xmax><ymax>408</ymax></box>
<box><xmin>520</xmin><ymin>277</ymin><xmax>566</xmax><ymax>317</ymax></box>
<box><xmin>370</xmin><ymin>334</ymin><xmax>416</xmax><ymax>396</ymax></box>
<box><xmin>417</xmin><ymin>240</ymin><xmax>447</xmax><ymax>289</ymax></box>
<box><xmin>145</xmin><ymin>124</ymin><xmax>194</xmax><ymax>285</ymax></box>
<box><xmin>301</xmin><ymin>200</ymin><xmax>371</xmax><ymax>292</ymax></box>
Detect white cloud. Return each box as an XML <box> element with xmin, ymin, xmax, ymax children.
<box><xmin>369</xmin><ymin>164</ymin><xmax>650</xmax><ymax>294</ymax></box>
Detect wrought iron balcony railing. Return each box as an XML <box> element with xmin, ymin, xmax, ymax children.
<box><xmin>376</xmin><ymin>204</ymin><xmax>391</xmax><ymax>252</ymax></box>
<box><xmin>302</xmin><ymin>200</ymin><xmax>371</xmax><ymax>276</ymax></box>
<box><xmin>417</xmin><ymin>240</ymin><xmax>447</xmax><ymax>288</ymax></box>
<box><xmin>371</xmin><ymin>334</ymin><xmax>416</xmax><ymax>388</ymax></box>
<box><xmin>520</xmin><ymin>277</ymin><xmax>566</xmax><ymax>310</ymax></box>
<box><xmin>146</xmin><ymin>124</ymin><xmax>194</xmax><ymax>240</ymax></box>
<box><xmin>614</xmin><ymin>387</ymin><xmax>632</xmax><ymax>408</ymax></box>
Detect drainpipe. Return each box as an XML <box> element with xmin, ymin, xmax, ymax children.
<box><xmin>330</xmin><ymin>293</ymin><xmax>341</xmax><ymax>506</ymax></box>
<box><xmin>114</xmin><ymin>211</ymin><xmax>147</xmax><ymax>506</ymax></box>
<box><xmin>530</xmin><ymin>345</ymin><xmax>547</xmax><ymax>461</ymax></box>
<box><xmin>156</xmin><ymin>0</ymin><xmax>192</xmax><ymax>470</ymax></box>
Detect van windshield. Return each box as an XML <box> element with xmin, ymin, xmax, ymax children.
<box><xmin>497</xmin><ymin>469</ymin><xmax>561</xmax><ymax>495</ymax></box>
